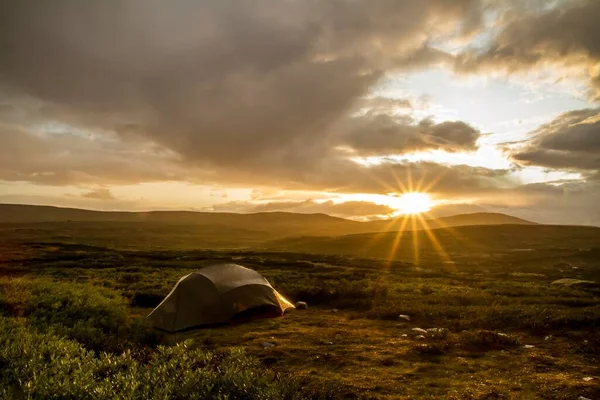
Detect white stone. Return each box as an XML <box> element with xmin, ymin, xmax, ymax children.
<box><xmin>295</xmin><ymin>301</ymin><xmax>308</xmax><ymax>309</ymax></box>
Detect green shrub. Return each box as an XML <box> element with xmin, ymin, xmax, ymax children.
<box><xmin>0</xmin><ymin>317</ymin><xmax>339</xmax><ymax>399</ymax></box>
<box><xmin>0</xmin><ymin>278</ymin><xmax>160</xmax><ymax>353</ymax></box>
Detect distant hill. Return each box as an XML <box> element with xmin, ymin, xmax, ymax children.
<box><xmin>360</xmin><ymin>212</ymin><xmax>536</xmax><ymax>232</ymax></box>
<box><xmin>0</xmin><ymin>204</ymin><xmax>535</xmax><ymax>238</ymax></box>
<box><xmin>265</xmin><ymin>224</ymin><xmax>600</xmax><ymax>262</ymax></box>
<box><xmin>429</xmin><ymin>212</ymin><xmax>536</xmax><ymax>228</ymax></box>
<box><xmin>0</xmin><ymin>204</ymin><xmax>363</xmax><ymax>237</ymax></box>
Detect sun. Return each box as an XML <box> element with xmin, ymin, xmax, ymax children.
<box><xmin>392</xmin><ymin>192</ymin><xmax>433</xmax><ymax>215</ymax></box>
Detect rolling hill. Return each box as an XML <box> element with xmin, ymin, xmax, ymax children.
<box><xmin>265</xmin><ymin>224</ymin><xmax>600</xmax><ymax>263</ymax></box>
<box><xmin>0</xmin><ymin>203</ymin><xmax>363</xmax><ymax>237</ymax></box>
<box><xmin>0</xmin><ymin>204</ymin><xmax>535</xmax><ymax>237</ymax></box>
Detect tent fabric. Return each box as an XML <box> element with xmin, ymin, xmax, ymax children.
<box><xmin>147</xmin><ymin>263</ymin><xmax>295</xmax><ymax>332</ymax></box>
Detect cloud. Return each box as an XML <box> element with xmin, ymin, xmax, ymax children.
<box><xmin>0</xmin><ymin>0</ymin><xmax>497</xmax><ymax>198</ymax></box>
<box><xmin>0</xmin><ymin>122</ymin><xmax>195</xmax><ymax>185</ymax></box>
<box><xmin>286</xmin><ymin>160</ymin><xmax>512</xmax><ymax>197</ymax></box>
<box><xmin>81</xmin><ymin>188</ymin><xmax>115</xmax><ymax>200</ymax></box>
<box><xmin>0</xmin><ymin>117</ymin><xmax>508</xmax><ymax>200</ymax></box>
<box><xmin>208</xmin><ymin>199</ymin><xmax>395</xmax><ymax>219</ymax></box>
<box><xmin>0</xmin><ymin>0</ymin><xmax>482</xmax><ymax>172</ymax></box>
<box><xmin>481</xmin><ymin>180</ymin><xmax>600</xmax><ymax>226</ymax></box>
<box><xmin>510</xmin><ymin>109</ymin><xmax>600</xmax><ymax>172</ymax></box>
<box><xmin>455</xmin><ymin>0</ymin><xmax>600</xmax><ymax>99</ymax></box>
<box><xmin>1</xmin><ymin>0</ymin><xmax>597</xmax><ymax>226</ymax></box>
<box><xmin>338</xmin><ymin>114</ymin><xmax>481</xmax><ymax>155</ymax></box>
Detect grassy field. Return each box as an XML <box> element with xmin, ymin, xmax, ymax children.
<box><xmin>1</xmin><ymin>222</ymin><xmax>599</xmax><ymax>399</ymax></box>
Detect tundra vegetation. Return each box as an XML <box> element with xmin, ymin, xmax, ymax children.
<box><xmin>0</xmin><ymin>221</ymin><xmax>599</xmax><ymax>399</ymax></box>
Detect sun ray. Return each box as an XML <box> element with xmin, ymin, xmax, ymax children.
<box><xmin>354</xmin><ymin>159</ymin><xmax>463</xmax><ymax>269</ymax></box>
<box><xmin>410</xmin><ymin>214</ymin><xmax>419</xmax><ymax>265</ymax></box>
<box><xmin>417</xmin><ymin>213</ymin><xmax>453</xmax><ymax>264</ymax></box>
<box><xmin>406</xmin><ymin>164</ymin><xmax>414</xmax><ymax>192</ymax></box>
<box><xmin>390</xmin><ymin>165</ymin><xmax>409</xmax><ymax>194</ymax></box>
<box><xmin>414</xmin><ymin>169</ymin><xmax>428</xmax><ymax>193</ymax></box>
<box><xmin>386</xmin><ymin>215</ymin><xmax>410</xmax><ymax>263</ymax></box>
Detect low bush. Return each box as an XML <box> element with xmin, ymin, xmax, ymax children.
<box><xmin>0</xmin><ymin>317</ymin><xmax>340</xmax><ymax>399</ymax></box>
<box><xmin>458</xmin><ymin>330</ymin><xmax>521</xmax><ymax>352</ymax></box>
<box><xmin>412</xmin><ymin>342</ymin><xmax>451</xmax><ymax>356</ymax></box>
<box><xmin>130</xmin><ymin>292</ymin><xmax>164</xmax><ymax>308</ymax></box>
<box><xmin>0</xmin><ymin>278</ymin><xmax>160</xmax><ymax>353</ymax></box>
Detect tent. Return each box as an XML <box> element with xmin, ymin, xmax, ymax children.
<box><xmin>147</xmin><ymin>263</ymin><xmax>295</xmax><ymax>332</ymax></box>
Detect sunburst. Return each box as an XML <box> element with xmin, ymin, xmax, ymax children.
<box><xmin>358</xmin><ymin>164</ymin><xmax>460</xmax><ymax>266</ymax></box>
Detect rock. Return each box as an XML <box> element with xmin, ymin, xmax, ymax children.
<box><xmin>578</xmin><ymin>397</ymin><xmax>592</xmax><ymax>400</ymax></box>
<box><xmin>523</xmin><ymin>345</ymin><xmax>535</xmax><ymax>349</ymax></box>
<box><xmin>551</xmin><ymin>278</ymin><xmax>599</xmax><ymax>289</ymax></box>
<box><xmin>261</xmin><ymin>342</ymin><xmax>275</xmax><ymax>348</ymax></box>
<box><xmin>324</xmin><ymin>341</ymin><xmax>334</xmax><ymax>345</ymax></box>
<box><xmin>426</xmin><ymin>328</ymin><xmax>446</xmax><ymax>333</ymax></box>
<box><xmin>544</xmin><ymin>335</ymin><xmax>552</xmax><ymax>341</ymax></box>
<box><xmin>415</xmin><ymin>335</ymin><xmax>426</xmax><ymax>340</ymax></box>
<box><xmin>411</xmin><ymin>328</ymin><xmax>428</xmax><ymax>335</ymax></box>
<box><xmin>401</xmin><ymin>334</ymin><xmax>408</xmax><ymax>338</ymax></box>
<box><xmin>398</xmin><ymin>314</ymin><xmax>411</xmax><ymax>321</ymax></box>
<box><xmin>295</xmin><ymin>301</ymin><xmax>308</xmax><ymax>309</ymax></box>
<box><xmin>582</xmin><ymin>377</ymin><xmax>594</xmax><ymax>382</ymax></box>
<box><xmin>331</xmin><ymin>308</ymin><xmax>339</xmax><ymax>313</ymax></box>
<box><xmin>426</xmin><ymin>328</ymin><xmax>449</xmax><ymax>338</ymax></box>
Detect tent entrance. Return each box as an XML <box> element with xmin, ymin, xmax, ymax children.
<box><xmin>230</xmin><ymin>304</ymin><xmax>282</xmax><ymax>325</ymax></box>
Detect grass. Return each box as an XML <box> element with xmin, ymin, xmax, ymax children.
<box><xmin>0</xmin><ymin>222</ymin><xmax>599</xmax><ymax>399</ymax></box>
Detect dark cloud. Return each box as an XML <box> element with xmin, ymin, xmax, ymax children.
<box><xmin>0</xmin><ymin>0</ymin><xmax>481</xmax><ymax>173</ymax></box>
<box><xmin>455</xmin><ymin>0</ymin><xmax>600</xmax><ymax>99</ymax></box>
<box><xmin>511</xmin><ymin>109</ymin><xmax>600</xmax><ymax>171</ymax></box>
<box><xmin>338</xmin><ymin>114</ymin><xmax>480</xmax><ymax>155</ymax></box>
<box><xmin>0</xmin><ymin>0</ymin><xmax>493</xmax><ymax>193</ymax></box>
<box><xmin>0</xmin><ymin>117</ymin><xmax>504</xmax><ymax>198</ymax></box>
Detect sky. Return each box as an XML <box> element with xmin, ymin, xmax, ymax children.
<box><xmin>0</xmin><ymin>0</ymin><xmax>599</xmax><ymax>225</ymax></box>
